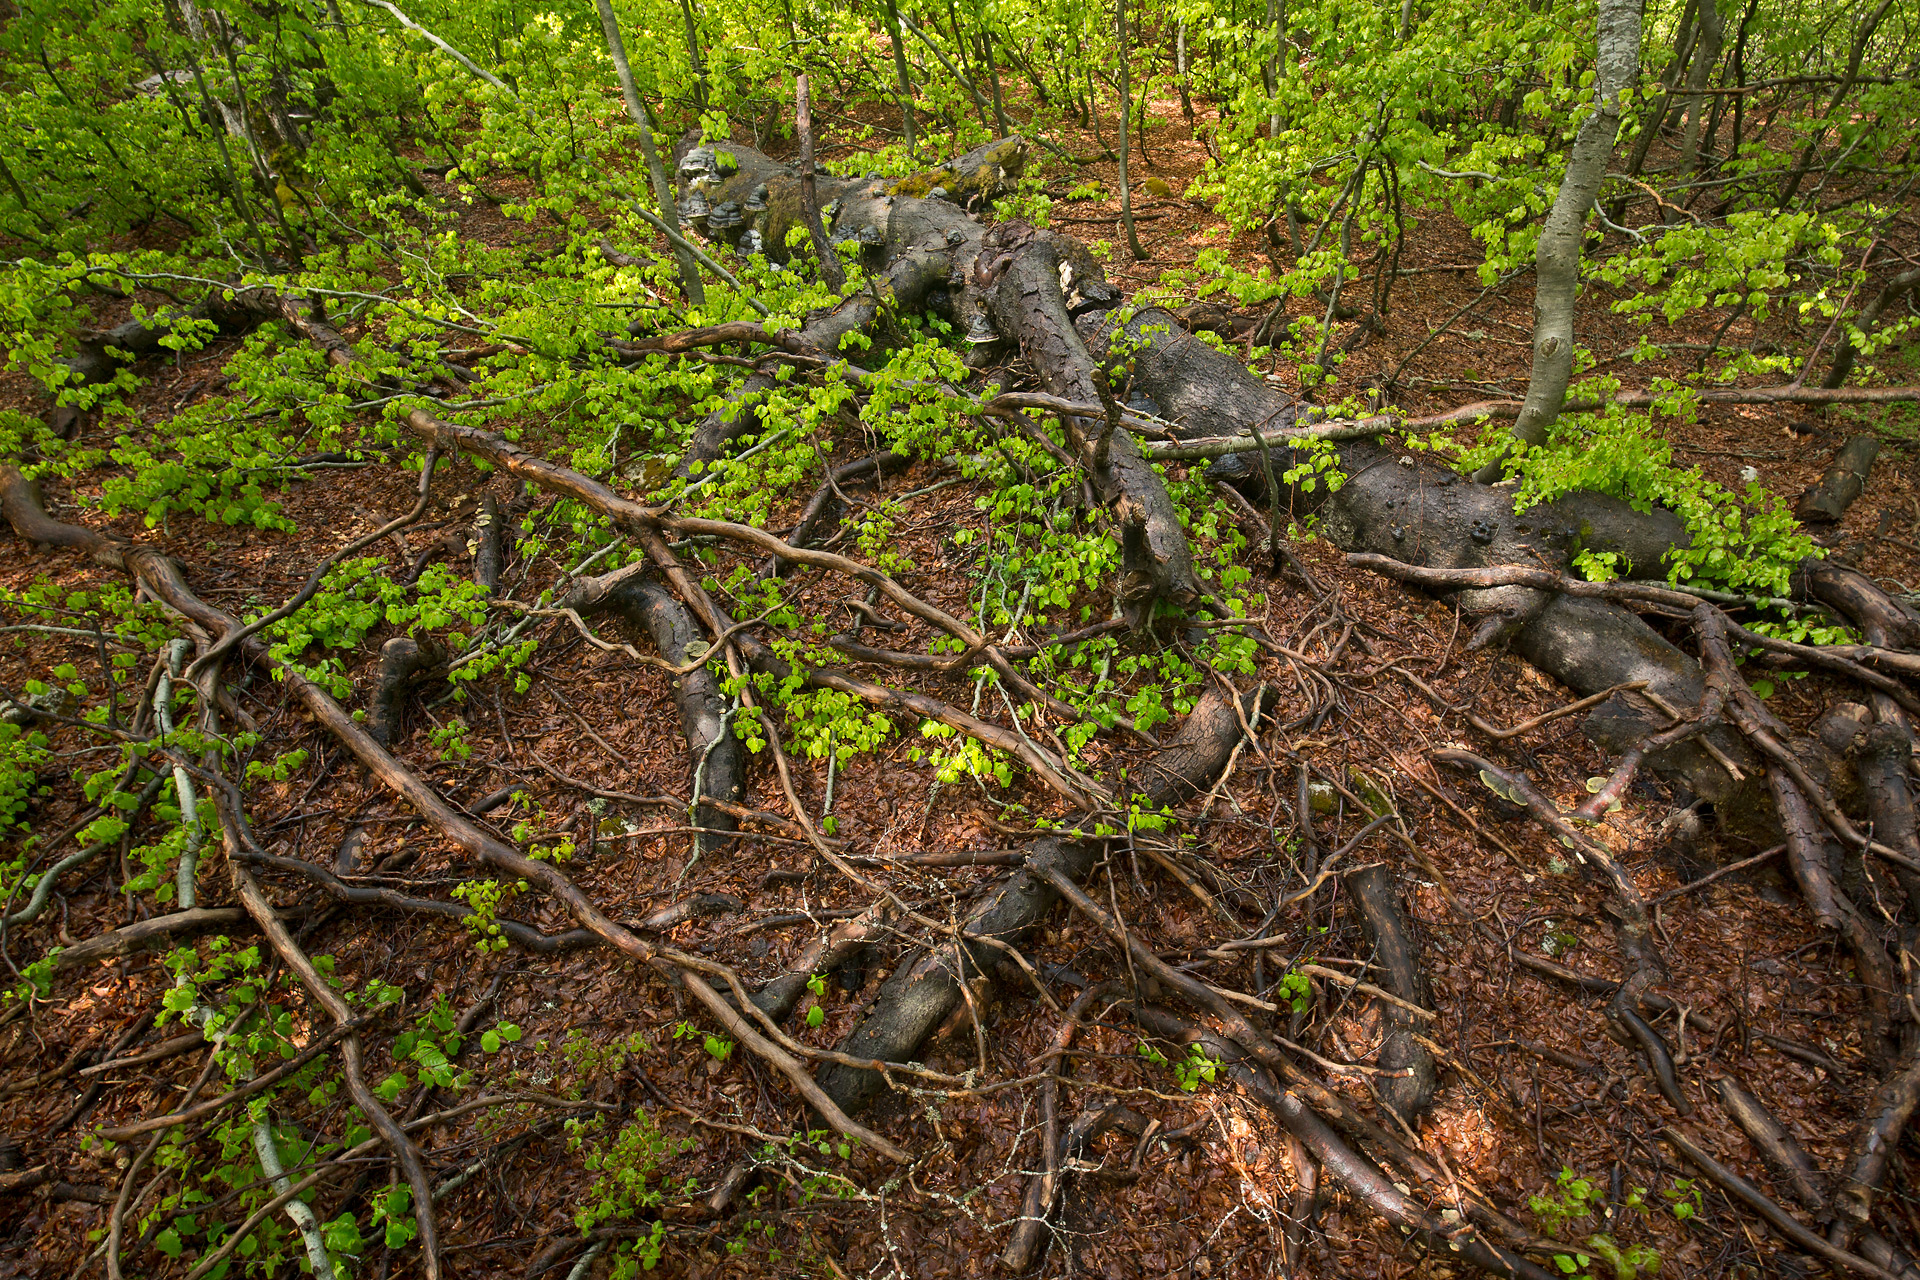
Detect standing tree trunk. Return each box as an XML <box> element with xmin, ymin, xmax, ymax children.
<box><xmin>1176</xmin><ymin>19</ymin><xmax>1194</xmax><ymax>125</ymax></box>
<box><xmin>1725</xmin><ymin>0</ymin><xmax>1758</xmax><ymax>165</ymax></box>
<box><xmin>1266</xmin><ymin>0</ymin><xmax>1286</xmax><ymax>138</ymax></box>
<box><xmin>794</xmin><ymin>74</ymin><xmax>846</xmax><ymax>293</ymax></box>
<box><xmin>1825</xmin><ymin>268</ymin><xmax>1920</xmax><ymax>389</ymax></box>
<box><xmin>978</xmin><ymin>29</ymin><xmax>1012</xmax><ymax>136</ymax></box>
<box><xmin>1117</xmin><ymin>0</ymin><xmax>1146</xmax><ymax>259</ymax></box>
<box><xmin>594</xmin><ymin>0</ymin><xmax>707</xmax><ymax>307</ymax></box>
<box><xmin>1478</xmin><ymin>0</ymin><xmax>1644</xmax><ymax>480</ymax></box>
<box><xmin>884</xmin><ymin>0</ymin><xmax>919</xmax><ymax>152</ymax></box>
<box><xmin>677</xmin><ymin>0</ymin><xmax>709</xmax><ymax>113</ymax></box>
<box><xmin>1674</xmin><ymin>0</ymin><xmax>1725</xmax><ymax>177</ymax></box>
<box><xmin>1621</xmin><ymin>0</ymin><xmax>1696</xmax><ymax>183</ymax></box>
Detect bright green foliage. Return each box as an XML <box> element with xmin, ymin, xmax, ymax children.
<box><xmin>1137</xmin><ymin>1041</ymin><xmax>1221</xmax><ymax>1091</ymax></box>
<box><xmin>0</xmin><ymin>722</ymin><xmax>51</xmax><ymax>833</ymax></box>
<box><xmin>1529</xmin><ymin>1167</ymin><xmax>1667</xmax><ymax>1279</ymax></box>
<box><xmin>1278</xmin><ymin>968</ymin><xmax>1312</xmax><ymax>1014</ymax></box>
<box><xmin>450</xmin><ymin>877</ymin><xmax>524</xmax><ymax>951</ymax></box>
<box><xmin>1448</xmin><ymin>395</ymin><xmax>1818</xmax><ymax>596</ymax></box>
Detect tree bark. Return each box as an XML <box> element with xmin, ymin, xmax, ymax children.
<box><xmin>794</xmin><ymin>73</ymin><xmax>846</xmax><ymax>292</ymax></box>
<box><xmin>604</xmin><ymin>577</ymin><xmax>744</xmax><ymax>855</ymax></box>
<box><xmin>1674</xmin><ymin>0</ymin><xmax>1725</xmax><ymax>176</ymax></box>
<box><xmin>1480</xmin><ymin>0</ymin><xmax>1643</xmax><ymax>479</ymax></box>
<box><xmin>1116</xmin><ymin>0</ymin><xmax>1146</xmax><ymax>260</ymax></box>
<box><xmin>1795</xmin><ymin>433</ymin><xmax>1880</xmax><ymax>523</ymax></box>
<box><xmin>594</xmin><ymin>0</ymin><xmax>706</xmax><ymax>306</ymax></box>
<box><xmin>1826</xmin><ymin>267</ymin><xmax>1920</xmax><ymax>388</ymax></box>
<box><xmin>884</xmin><ymin>0</ymin><xmax>918</xmax><ymax>152</ymax></box>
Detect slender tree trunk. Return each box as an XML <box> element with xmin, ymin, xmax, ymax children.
<box><xmin>1072</xmin><ymin>31</ymin><xmax>1091</xmax><ymax>125</ymax></box>
<box><xmin>1622</xmin><ymin>0</ymin><xmax>1695</xmax><ymax>181</ymax></box>
<box><xmin>1087</xmin><ymin>63</ymin><xmax>1115</xmax><ymax>159</ymax></box>
<box><xmin>1675</xmin><ymin>0</ymin><xmax>1725</xmax><ymax>178</ymax></box>
<box><xmin>176</xmin><ymin>0</ymin><xmax>270</xmax><ymax>180</ymax></box>
<box><xmin>1134</xmin><ymin>36</ymin><xmax>1153</xmax><ymax>164</ymax></box>
<box><xmin>1725</xmin><ymin>0</ymin><xmax>1757</xmax><ymax>161</ymax></box>
<box><xmin>978</xmin><ymin>31</ymin><xmax>1012</xmax><ymax>136</ymax></box>
<box><xmin>594</xmin><ymin>0</ymin><xmax>707</xmax><ymax>307</ymax></box>
<box><xmin>678</xmin><ymin>0</ymin><xmax>709</xmax><ymax>112</ymax></box>
<box><xmin>795</xmin><ymin>74</ymin><xmax>847</xmax><ymax>293</ymax></box>
<box><xmin>1479</xmin><ymin>0</ymin><xmax>1644</xmax><ymax>478</ymax></box>
<box><xmin>166</xmin><ymin>5</ymin><xmax>273</xmax><ymax>262</ymax></box>
<box><xmin>1777</xmin><ymin>0</ymin><xmax>1895</xmax><ymax>209</ymax></box>
<box><xmin>942</xmin><ymin>0</ymin><xmax>994</xmax><ymax>133</ymax></box>
<box><xmin>1825</xmin><ymin>268</ymin><xmax>1920</xmax><ymax>388</ymax></box>
<box><xmin>1266</xmin><ymin>0</ymin><xmax>1286</xmax><ymax>137</ymax></box>
<box><xmin>1176</xmin><ymin>19</ymin><xmax>1194</xmax><ymax>125</ymax></box>
<box><xmin>1660</xmin><ymin>15</ymin><xmax>1701</xmax><ymax>131</ymax></box>
<box><xmin>884</xmin><ymin>0</ymin><xmax>918</xmax><ymax>152</ymax></box>
<box><xmin>1118</xmin><ymin>0</ymin><xmax>1146</xmax><ymax>260</ymax></box>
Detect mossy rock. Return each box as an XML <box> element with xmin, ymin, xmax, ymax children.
<box><xmin>888</xmin><ymin>136</ymin><xmax>1028</xmax><ymax>203</ymax></box>
<box><xmin>889</xmin><ymin>167</ymin><xmax>954</xmax><ymax>199</ymax></box>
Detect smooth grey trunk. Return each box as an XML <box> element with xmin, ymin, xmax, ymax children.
<box><xmin>884</xmin><ymin>0</ymin><xmax>919</xmax><ymax>151</ymax></box>
<box><xmin>593</xmin><ymin>0</ymin><xmax>707</xmax><ymax>307</ymax></box>
<box><xmin>1674</xmin><ymin>0</ymin><xmax>1724</xmax><ymax>176</ymax></box>
<box><xmin>1478</xmin><ymin>0</ymin><xmax>1644</xmax><ymax>480</ymax></box>
<box><xmin>1118</xmin><ymin>0</ymin><xmax>1145</xmax><ymax>259</ymax></box>
<box><xmin>1175</xmin><ymin>19</ymin><xmax>1194</xmax><ymax>122</ymax></box>
<box><xmin>979</xmin><ymin>30</ymin><xmax>1012</xmax><ymax>136</ymax></box>
<box><xmin>1776</xmin><ymin>0</ymin><xmax>1895</xmax><ymax>209</ymax></box>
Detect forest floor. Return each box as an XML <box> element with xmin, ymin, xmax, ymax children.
<box><xmin>4</xmin><ymin>79</ymin><xmax>1919</xmax><ymax>1280</ymax></box>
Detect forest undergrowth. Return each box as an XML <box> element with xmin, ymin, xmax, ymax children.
<box><xmin>4</xmin><ymin>0</ymin><xmax>1920</xmax><ymax>1277</ymax></box>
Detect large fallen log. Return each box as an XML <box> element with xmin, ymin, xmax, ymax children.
<box><xmin>1106</xmin><ymin>311</ymin><xmax>1764</xmax><ymax>810</ymax></box>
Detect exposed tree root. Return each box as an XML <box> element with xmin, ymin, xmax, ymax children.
<box><xmin>1132</xmin><ymin>1004</ymin><xmax>1562</xmax><ymax>1280</ymax></box>
<box><xmin>1</xmin><ymin>462</ymin><xmax>911</xmax><ymax>1168</ymax></box>
<box><xmin>1000</xmin><ymin>979</ymin><xmax>1125</xmax><ymax>1272</ymax></box>
<box><xmin>814</xmin><ymin>683</ymin><xmax>1259</xmax><ymax>1117</ymax></box>
<box><xmin>1340</xmin><ymin>860</ymin><xmax>1438</xmax><ymax>1123</ymax></box>
<box><xmin>601</xmin><ymin>574</ymin><xmax>745</xmax><ymax>854</ymax></box>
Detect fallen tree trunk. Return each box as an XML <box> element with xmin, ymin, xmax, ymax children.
<box><xmin>1798</xmin><ymin>433</ymin><xmax>1881</xmax><ymax>524</ymax></box>
<box><xmin>1107</xmin><ymin>310</ymin><xmax>1764</xmax><ymax>811</ymax></box>
<box><xmin>987</xmin><ymin>233</ymin><xmax>1204</xmax><ymax>623</ymax></box>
